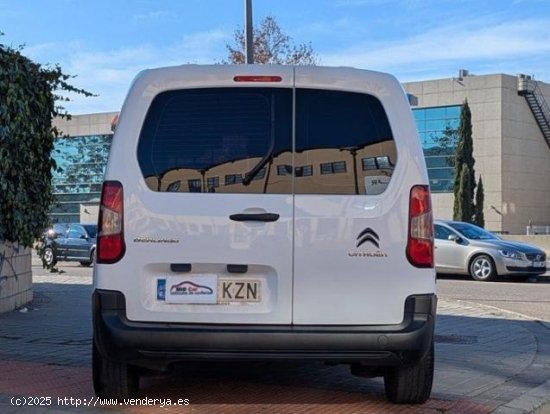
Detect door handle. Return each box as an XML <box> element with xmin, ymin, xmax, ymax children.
<box><xmin>229</xmin><ymin>213</ymin><xmax>280</xmax><ymax>222</ymax></box>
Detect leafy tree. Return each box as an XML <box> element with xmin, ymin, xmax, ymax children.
<box><xmin>474</xmin><ymin>176</ymin><xmax>485</xmax><ymax>228</ymax></box>
<box><xmin>453</xmin><ymin>99</ymin><xmax>476</xmax><ymax>223</ymax></box>
<box><xmin>225</xmin><ymin>16</ymin><xmax>318</xmax><ymax>65</ymax></box>
<box><xmin>0</xmin><ymin>37</ymin><xmax>92</xmax><ymax>247</ymax></box>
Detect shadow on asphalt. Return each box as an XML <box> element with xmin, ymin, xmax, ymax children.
<box><xmin>140</xmin><ymin>361</ymin><xmax>383</xmax><ymax>404</ymax></box>
<box><xmin>437</xmin><ymin>272</ymin><xmax>550</xmax><ymax>283</ymax></box>
<box><xmin>1</xmin><ymin>281</ymin><xmax>549</xmax><ymax>413</ymax></box>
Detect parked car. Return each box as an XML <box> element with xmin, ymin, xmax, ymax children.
<box><xmin>434</xmin><ymin>220</ymin><xmax>547</xmax><ymax>281</ymax></box>
<box><xmin>92</xmin><ymin>64</ymin><xmax>437</xmax><ymax>404</ymax></box>
<box><xmin>41</xmin><ymin>223</ymin><xmax>97</xmax><ymax>267</ymax></box>
<box><xmin>43</xmin><ymin>223</ymin><xmax>70</xmax><ymax>240</ymax></box>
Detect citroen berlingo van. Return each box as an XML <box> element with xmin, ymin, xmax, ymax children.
<box><xmin>93</xmin><ymin>64</ymin><xmax>436</xmax><ymax>404</ymax></box>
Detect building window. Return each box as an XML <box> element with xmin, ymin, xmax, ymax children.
<box><xmin>320</xmin><ymin>161</ymin><xmax>347</xmax><ymax>175</ymax></box>
<box><xmin>166</xmin><ymin>180</ymin><xmax>181</xmax><ymax>192</ymax></box>
<box><xmin>412</xmin><ymin>105</ymin><xmax>460</xmax><ymax>193</ymax></box>
<box><xmin>362</xmin><ymin>156</ymin><xmax>392</xmax><ymax>171</ymax></box>
<box><xmin>277</xmin><ymin>165</ymin><xmax>292</xmax><ymax>176</ymax></box>
<box><xmin>225</xmin><ymin>174</ymin><xmax>243</xmax><ymax>185</ymax></box>
<box><xmin>361</xmin><ymin>157</ymin><xmax>378</xmax><ymax>171</ymax></box>
<box><xmin>375</xmin><ymin>156</ymin><xmax>391</xmax><ymax>169</ymax></box>
<box><xmin>277</xmin><ymin>164</ymin><xmax>312</xmax><ymax>177</ymax></box>
<box><xmin>207</xmin><ymin>177</ymin><xmax>219</xmax><ymax>189</ymax></box>
<box><xmin>362</xmin><ymin>157</ymin><xmax>377</xmax><ymax>170</ymax></box>
<box><xmin>187</xmin><ymin>179</ymin><xmax>202</xmax><ymax>192</ymax></box>
<box><xmin>252</xmin><ymin>167</ymin><xmax>266</xmax><ymax>181</ymax></box>
<box><xmin>295</xmin><ymin>165</ymin><xmax>312</xmax><ymax>177</ymax></box>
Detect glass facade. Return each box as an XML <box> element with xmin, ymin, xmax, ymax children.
<box><xmin>412</xmin><ymin>105</ymin><xmax>460</xmax><ymax>193</ymax></box>
<box><xmin>50</xmin><ymin>134</ymin><xmax>112</xmax><ymax>223</ymax></box>
<box><xmin>46</xmin><ymin>104</ymin><xmax>459</xmax><ymax>224</ymax></box>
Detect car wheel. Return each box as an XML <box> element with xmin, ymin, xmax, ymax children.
<box><xmin>469</xmin><ymin>254</ymin><xmax>497</xmax><ymax>281</ymax></box>
<box><xmin>80</xmin><ymin>249</ymin><xmax>96</xmax><ymax>267</ymax></box>
<box><xmin>93</xmin><ymin>340</ymin><xmax>139</xmax><ymax>398</ymax></box>
<box><xmin>43</xmin><ymin>247</ymin><xmax>57</xmax><ymax>267</ymax></box>
<box><xmin>384</xmin><ymin>343</ymin><xmax>434</xmax><ymax>404</ymax></box>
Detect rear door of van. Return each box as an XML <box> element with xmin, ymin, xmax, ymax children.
<box><xmin>107</xmin><ymin>66</ymin><xmax>295</xmax><ymax>324</ymax></box>
<box><xmin>291</xmin><ymin>67</ymin><xmax>433</xmax><ymax>325</ymax></box>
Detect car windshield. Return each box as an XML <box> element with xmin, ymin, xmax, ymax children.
<box><xmin>83</xmin><ymin>225</ymin><xmax>97</xmax><ymax>238</ymax></box>
<box><xmin>447</xmin><ymin>222</ymin><xmax>498</xmax><ymax>240</ymax></box>
<box><xmin>53</xmin><ymin>224</ymin><xmax>67</xmax><ymax>233</ymax></box>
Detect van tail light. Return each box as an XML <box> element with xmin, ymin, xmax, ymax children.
<box><xmin>97</xmin><ymin>181</ymin><xmax>125</xmax><ymax>264</ymax></box>
<box><xmin>406</xmin><ymin>185</ymin><xmax>434</xmax><ymax>268</ymax></box>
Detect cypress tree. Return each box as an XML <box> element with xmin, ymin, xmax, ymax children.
<box><xmin>453</xmin><ymin>99</ymin><xmax>476</xmax><ymax>222</ymax></box>
<box><xmin>456</xmin><ymin>165</ymin><xmax>474</xmax><ymax>222</ymax></box>
<box><xmin>474</xmin><ymin>176</ymin><xmax>485</xmax><ymax>227</ymax></box>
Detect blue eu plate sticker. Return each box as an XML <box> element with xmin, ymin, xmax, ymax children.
<box><xmin>157</xmin><ymin>279</ymin><xmax>166</xmax><ymax>301</ymax></box>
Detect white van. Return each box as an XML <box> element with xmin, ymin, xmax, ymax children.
<box><xmin>92</xmin><ymin>65</ymin><xmax>436</xmax><ymax>404</ymax></box>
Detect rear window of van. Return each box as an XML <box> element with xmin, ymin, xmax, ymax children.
<box><xmin>137</xmin><ymin>87</ymin><xmax>397</xmax><ymax>195</ymax></box>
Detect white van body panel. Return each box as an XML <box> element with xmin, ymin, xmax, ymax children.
<box><xmin>94</xmin><ymin>64</ymin><xmax>435</xmax><ymax>326</ymax></box>
<box><xmin>95</xmin><ymin>65</ymin><xmax>295</xmax><ymax>324</ymax></box>
<box><xmin>292</xmin><ymin>67</ymin><xmax>434</xmax><ymax>324</ymax></box>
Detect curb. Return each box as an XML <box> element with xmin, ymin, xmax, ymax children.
<box><xmin>442</xmin><ymin>298</ymin><xmax>550</xmax><ymax>331</ymax></box>
<box><xmin>441</xmin><ymin>299</ymin><xmax>550</xmax><ymax>414</ymax></box>
<box><xmin>492</xmin><ymin>379</ymin><xmax>550</xmax><ymax>413</ymax></box>
<box><xmin>534</xmin><ymin>400</ymin><xmax>550</xmax><ymax>414</ymax></box>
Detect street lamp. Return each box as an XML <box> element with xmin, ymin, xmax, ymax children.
<box><xmin>244</xmin><ymin>0</ymin><xmax>254</xmax><ymax>64</ymax></box>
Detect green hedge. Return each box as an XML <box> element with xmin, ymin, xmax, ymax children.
<box><xmin>0</xmin><ymin>41</ymin><xmax>91</xmax><ymax>246</ymax></box>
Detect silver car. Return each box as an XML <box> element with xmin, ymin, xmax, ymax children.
<box><xmin>434</xmin><ymin>220</ymin><xmax>547</xmax><ymax>281</ymax></box>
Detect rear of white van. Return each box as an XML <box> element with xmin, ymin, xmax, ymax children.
<box><xmin>93</xmin><ymin>65</ymin><xmax>436</xmax><ymax>404</ymax></box>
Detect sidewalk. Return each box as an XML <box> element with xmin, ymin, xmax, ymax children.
<box><xmin>0</xmin><ymin>273</ymin><xmax>549</xmax><ymax>413</ymax></box>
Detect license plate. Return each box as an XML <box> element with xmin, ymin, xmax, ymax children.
<box><xmin>158</xmin><ymin>276</ymin><xmax>261</xmax><ymax>304</ymax></box>
<box><xmin>533</xmin><ymin>261</ymin><xmax>546</xmax><ymax>268</ymax></box>
<box><xmin>218</xmin><ymin>279</ymin><xmax>261</xmax><ymax>303</ymax></box>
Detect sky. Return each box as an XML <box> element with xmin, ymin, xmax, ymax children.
<box><xmin>1</xmin><ymin>0</ymin><xmax>550</xmax><ymax>114</ymax></box>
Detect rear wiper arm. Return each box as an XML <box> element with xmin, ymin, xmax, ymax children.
<box><xmin>242</xmin><ymin>96</ymin><xmax>276</xmax><ymax>186</ymax></box>
<box><xmin>242</xmin><ymin>145</ymin><xmax>274</xmax><ymax>185</ymax></box>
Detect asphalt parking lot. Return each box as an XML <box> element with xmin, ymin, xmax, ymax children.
<box><xmin>1</xmin><ymin>259</ymin><xmax>549</xmax><ymax>413</ymax></box>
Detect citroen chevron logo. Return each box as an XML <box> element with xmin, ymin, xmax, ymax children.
<box><xmin>356</xmin><ymin>227</ymin><xmax>380</xmax><ymax>248</ymax></box>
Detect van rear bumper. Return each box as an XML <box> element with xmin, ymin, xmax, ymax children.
<box><xmin>93</xmin><ymin>290</ymin><xmax>436</xmax><ymax>370</ymax></box>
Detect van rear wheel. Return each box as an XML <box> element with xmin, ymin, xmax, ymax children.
<box><xmin>384</xmin><ymin>343</ymin><xmax>434</xmax><ymax>404</ymax></box>
<box><xmin>93</xmin><ymin>341</ymin><xmax>139</xmax><ymax>398</ymax></box>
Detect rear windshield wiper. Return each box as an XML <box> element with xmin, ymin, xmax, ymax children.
<box><xmin>242</xmin><ymin>144</ymin><xmax>274</xmax><ymax>185</ymax></box>
<box><xmin>242</xmin><ymin>96</ymin><xmax>275</xmax><ymax>186</ymax></box>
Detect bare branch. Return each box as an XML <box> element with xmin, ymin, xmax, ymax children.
<box><xmin>224</xmin><ymin>15</ymin><xmax>319</xmax><ymax>65</ymax></box>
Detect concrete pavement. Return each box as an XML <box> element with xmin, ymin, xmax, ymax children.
<box><xmin>0</xmin><ymin>272</ymin><xmax>549</xmax><ymax>413</ymax></box>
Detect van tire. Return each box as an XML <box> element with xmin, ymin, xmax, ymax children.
<box><xmin>384</xmin><ymin>343</ymin><xmax>434</xmax><ymax>404</ymax></box>
<box><xmin>93</xmin><ymin>341</ymin><xmax>139</xmax><ymax>398</ymax></box>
